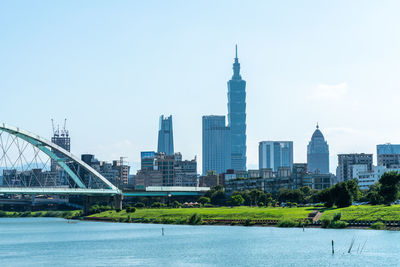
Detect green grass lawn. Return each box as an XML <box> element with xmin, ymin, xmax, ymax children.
<box><xmin>0</xmin><ymin>210</ymin><xmax>81</xmax><ymax>219</ymax></box>
<box><xmin>89</xmin><ymin>206</ymin><xmax>314</xmax><ymax>222</ymax></box>
<box><xmin>320</xmin><ymin>205</ymin><xmax>400</xmax><ymax>221</ymax></box>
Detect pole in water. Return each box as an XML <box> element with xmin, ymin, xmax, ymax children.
<box><xmin>162</xmin><ymin>227</ymin><xmax>164</xmax><ymax>236</ymax></box>
<box><xmin>303</xmin><ymin>224</ymin><xmax>305</xmax><ymax>232</ymax></box>
<box><xmin>331</xmin><ymin>240</ymin><xmax>334</xmax><ymax>254</ymax></box>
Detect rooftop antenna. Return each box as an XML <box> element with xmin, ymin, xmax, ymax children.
<box><xmin>235</xmin><ymin>44</ymin><xmax>238</xmax><ymax>59</ymax></box>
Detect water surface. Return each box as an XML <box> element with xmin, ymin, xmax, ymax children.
<box><xmin>0</xmin><ymin>218</ymin><xmax>398</xmax><ymax>266</ymax></box>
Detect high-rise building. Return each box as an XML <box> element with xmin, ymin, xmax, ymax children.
<box><xmin>307</xmin><ymin>125</ymin><xmax>329</xmax><ymax>174</ymax></box>
<box><xmin>258</xmin><ymin>141</ymin><xmax>293</xmax><ymax>171</ymax></box>
<box><xmin>157</xmin><ymin>115</ymin><xmax>174</xmax><ymax>155</ymax></box>
<box><xmin>227</xmin><ymin>45</ymin><xmax>247</xmax><ymax>171</ymax></box>
<box><xmin>140</xmin><ymin>151</ymin><xmax>156</xmax><ymax>170</ymax></box>
<box><xmin>202</xmin><ymin>115</ymin><xmax>231</xmax><ymax>175</ymax></box>
<box><xmin>377</xmin><ymin>144</ymin><xmax>400</xmax><ymax>167</ymax></box>
<box><xmin>336</xmin><ymin>153</ymin><xmax>373</xmax><ymax>182</ymax></box>
<box><xmin>51</xmin><ymin>120</ymin><xmax>70</xmax><ymax>172</ymax></box>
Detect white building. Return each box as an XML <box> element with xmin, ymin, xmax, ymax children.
<box><xmin>353</xmin><ymin>165</ymin><xmax>400</xmax><ymax>190</ymax></box>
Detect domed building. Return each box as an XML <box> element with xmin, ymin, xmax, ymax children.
<box><xmin>307</xmin><ymin>124</ymin><xmax>329</xmax><ymax>174</ymax></box>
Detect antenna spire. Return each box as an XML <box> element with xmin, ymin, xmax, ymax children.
<box><xmin>235</xmin><ymin>44</ymin><xmax>238</xmax><ymax>59</ymax></box>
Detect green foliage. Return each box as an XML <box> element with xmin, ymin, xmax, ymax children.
<box><xmin>277</xmin><ymin>219</ymin><xmax>297</xmax><ymax>227</ymax></box>
<box><xmin>126</xmin><ymin>206</ymin><xmax>136</xmax><ymax>213</ymax></box>
<box><xmin>198</xmin><ymin>197</ymin><xmax>210</xmax><ymax>205</ymax></box>
<box><xmin>329</xmin><ymin>220</ymin><xmax>348</xmax><ymax>228</ymax></box>
<box><xmin>227</xmin><ymin>195</ymin><xmax>245</xmax><ymax>206</ymax></box>
<box><xmin>0</xmin><ymin>210</ymin><xmax>6</xmax><ymax>217</ymax></box>
<box><xmin>318</xmin><ymin>180</ymin><xmax>360</xmax><ymax>208</ymax></box>
<box><xmin>379</xmin><ymin>171</ymin><xmax>400</xmax><ymax>205</ymax></box>
<box><xmin>244</xmin><ymin>218</ymin><xmax>254</xmax><ymax>226</ymax></box>
<box><xmin>321</xmin><ymin>218</ymin><xmax>331</xmax><ymax>228</ymax></box>
<box><xmin>278</xmin><ymin>189</ymin><xmax>304</xmax><ymax>204</ymax></box>
<box><xmin>171</xmin><ymin>200</ymin><xmax>182</xmax><ymax>208</ymax></box>
<box><xmin>187</xmin><ymin>213</ymin><xmax>202</xmax><ymax>225</ymax></box>
<box><xmin>370</xmin><ymin>221</ymin><xmax>385</xmax><ymax>230</ymax></box>
<box><xmin>134</xmin><ymin>202</ymin><xmax>146</xmax><ymax>208</ymax></box>
<box><xmin>211</xmin><ymin>190</ymin><xmax>226</xmax><ymax>206</ymax></box>
<box><xmin>333</xmin><ymin>213</ymin><xmax>341</xmax><ymax>221</ymax></box>
<box><xmin>151</xmin><ymin>202</ymin><xmax>166</xmax><ymax>208</ymax></box>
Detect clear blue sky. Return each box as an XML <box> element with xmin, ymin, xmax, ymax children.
<box><xmin>1</xmin><ymin>1</ymin><xmax>400</xmax><ymax>173</ymax></box>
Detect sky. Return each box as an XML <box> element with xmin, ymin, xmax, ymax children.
<box><xmin>1</xmin><ymin>1</ymin><xmax>400</xmax><ymax>174</ymax></box>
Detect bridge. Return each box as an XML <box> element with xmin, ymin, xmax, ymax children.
<box><xmin>0</xmin><ymin>123</ymin><xmax>208</xmax><ymax>213</ymax></box>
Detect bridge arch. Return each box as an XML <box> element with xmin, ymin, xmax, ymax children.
<box><xmin>0</xmin><ymin>123</ymin><xmax>120</xmax><ymax>196</ymax></box>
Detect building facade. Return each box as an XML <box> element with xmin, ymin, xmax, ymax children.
<box><xmin>377</xmin><ymin>144</ymin><xmax>400</xmax><ymax>168</ymax></box>
<box><xmin>353</xmin><ymin>165</ymin><xmax>400</xmax><ymax>190</ymax></box>
<box><xmin>227</xmin><ymin>45</ymin><xmax>247</xmax><ymax>171</ymax></box>
<box><xmin>259</xmin><ymin>141</ymin><xmax>293</xmax><ymax>171</ymax></box>
<box><xmin>157</xmin><ymin>115</ymin><xmax>174</xmax><ymax>155</ymax></box>
<box><xmin>202</xmin><ymin>115</ymin><xmax>231</xmax><ymax>175</ymax></box>
<box><xmin>336</xmin><ymin>153</ymin><xmax>373</xmax><ymax>182</ymax></box>
<box><xmin>307</xmin><ymin>125</ymin><xmax>329</xmax><ymax>174</ymax></box>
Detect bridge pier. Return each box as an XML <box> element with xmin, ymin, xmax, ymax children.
<box><xmin>83</xmin><ymin>196</ymin><xmax>91</xmax><ymax>216</ymax></box>
<box><xmin>113</xmin><ymin>194</ymin><xmax>123</xmax><ymax>210</ymax></box>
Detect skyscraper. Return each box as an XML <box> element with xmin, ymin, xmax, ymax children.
<box><xmin>202</xmin><ymin>115</ymin><xmax>231</xmax><ymax>175</ymax></box>
<box><xmin>227</xmin><ymin>45</ymin><xmax>247</xmax><ymax>171</ymax></box>
<box><xmin>259</xmin><ymin>141</ymin><xmax>293</xmax><ymax>171</ymax></box>
<box><xmin>337</xmin><ymin>153</ymin><xmax>373</xmax><ymax>182</ymax></box>
<box><xmin>157</xmin><ymin>115</ymin><xmax>174</xmax><ymax>155</ymax></box>
<box><xmin>307</xmin><ymin>124</ymin><xmax>329</xmax><ymax>174</ymax></box>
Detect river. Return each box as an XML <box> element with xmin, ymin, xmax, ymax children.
<box><xmin>0</xmin><ymin>218</ymin><xmax>399</xmax><ymax>266</ymax></box>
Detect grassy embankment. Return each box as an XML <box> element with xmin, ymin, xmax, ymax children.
<box><xmin>320</xmin><ymin>205</ymin><xmax>400</xmax><ymax>221</ymax></box>
<box><xmin>0</xmin><ymin>210</ymin><xmax>82</xmax><ymax>219</ymax></box>
<box><xmin>89</xmin><ymin>205</ymin><xmax>400</xmax><ymax>226</ymax></box>
<box><xmin>88</xmin><ymin>206</ymin><xmax>313</xmax><ymax>224</ymax></box>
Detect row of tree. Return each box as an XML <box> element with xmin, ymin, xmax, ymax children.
<box><xmin>200</xmin><ymin>171</ymin><xmax>400</xmax><ymax>208</ymax></box>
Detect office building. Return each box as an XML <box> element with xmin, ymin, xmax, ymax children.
<box><xmin>202</xmin><ymin>115</ymin><xmax>231</xmax><ymax>175</ymax></box>
<box><xmin>377</xmin><ymin>144</ymin><xmax>400</xmax><ymax>168</ymax></box>
<box><xmin>173</xmin><ymin>153</ymin><xmax>198</xmax><ymax>187</ymax></box>
<box><xmin>227</xmin><ymin>45</ymin><xmax>247</xmax><ymax>171</ymax></box>
<box><xmin>353</xmin><ymin>165</ymin><xmax>400</xmax><ymax>190</ymax></box>
<box><xmin>157</xmin><ymin>115</ymin><xmax>174</xmax><ymax>155</ymax></box>
<box><xmin>259</xmin><ymin>141</ymin><xmax>293</xmax><ymax>171</ymax></box>
<box><xmin>336</xmin><ymin>153</ymin><xmax>373</xmax><ymax>182</ymax></box>
<box><xmin>141</xmin><ymin>151</ymin><xmax>156</xmax><ymax>170</ymax></box>
<box><xmin>307</xmin><ymin>125</ymin><xmax>329</xmax><ymax>174</ymax></box>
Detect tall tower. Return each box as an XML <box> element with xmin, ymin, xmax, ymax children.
<box><xmin>307</xmin><ymin>124</ymin><xmax>329</xmax><ymax>174</ymax></box>
<box><xmin>157</xmin><ymin>115</ymin><xmax>174</xmax><ymax>155</ymax></box>
<box><xmin>202</xmin><ymin>115</ymin><xmax>231</xmax><ymax>175</ymax></box>
<box><xmin>227</xmin><ymin>45</ymin><xmax>247</xmax><ymax>171</ymax></box>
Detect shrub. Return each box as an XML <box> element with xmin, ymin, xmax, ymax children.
<box><xmin>126</xmin><ymin>206</ymin><xmax>136</xmax><ymax>213</ymax></box>
<box><xmin>134</xmin><ymin>202</ymin><xmax>145</xmax><ymax>208</ymax></box>
<box><xmin>0</xmin><ymin>211</ymin><xmax>7</xmax><ymax>217</ymax></box>
<box><xmin>244</xmin><ymin>219</ymin><xmax>254</xmax><ymax>226</ymax></box>
<box><xmin>188</xmin><ymin>213</ymin><xmax>202</xmax><ymax>225</ymax></box>
<box><xmin>115</xmin><ymin>208</ymin><xmax>121</xmax><ymax>212</ymax></box>
<box><xmin>258</xmin><ymin>202</ymin><xmax>264</xmax><ymax>207</ymax></box>
<box><xmin>370</xmin><ymin>221</ymin><xmax>385</xmax><ymax>230</ymax></box>
<box><xmin>277</xmin><ymin>219</ymin><xmax>297</xmax><ymax>227</ymax></box>
<box><xmin>321</xmin><ymin>218</ymin><xmax>331</xmax><ymax>228</ymax></box>
<box><xmin>329</xmin><ymin>220</ymin><xmax>348</xmax><ymax>228</ymax></box>
<box><xmin>333</xmin><ymin>213</ymin><xmax>342</xmax><ymax>221</ymax></box>
<box><xmin>151</xmin><ymin>202</ymin><xmax>166</xmax><ymax>208</ymax></box>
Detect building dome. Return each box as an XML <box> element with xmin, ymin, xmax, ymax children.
<box><xmin>311</xmin><ymin>125</ymin><xmax>324</xmax><ymax>139</ymax></box>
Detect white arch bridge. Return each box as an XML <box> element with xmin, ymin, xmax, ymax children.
<box><xmin>0</xmin><ymin>123</ymin><xmax>121</xmax><ymax>197</ymax></box>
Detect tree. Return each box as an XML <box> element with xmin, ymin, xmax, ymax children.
<box><xmin>379</xmin><ymin>171</ymin><xmax>400</xmax><ymax>205</ymax></box>
<box><xmin>318</xmin><ymin>188</ymin><xmax>334</xmax><ymax>207</ymax></box>
<box><xmin>227</xmin><ymin>195</ymin><xmax>245</xmax><ymax>206</ymax></box>
<box><xmin>198</xmin><ymin>197</ymin><xmax>210</xmax><ymax>206</ymax></box>
<box><xmin>211</xmin><ymin>190</ymin><xmax>226</xmax><ymax>206</ymax></box>
<box><xmin>333</xmin><ymin>182</ymin><xmax>352</xmax><ymax>208</ymax></box>
<box><xmin>249</xmin><ymin>189</ymin><xmax>264</xmax><ymax>206</ymax></box>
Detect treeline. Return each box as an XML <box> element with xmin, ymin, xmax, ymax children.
<box><xmin>202</xmin><ymin>171</ymin><xmax>400</xmax><ymax>208</ymax></box>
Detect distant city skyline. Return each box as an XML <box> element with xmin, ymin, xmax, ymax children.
<box><xmin>2</xmin><ymin>1</ymin><xmax>400</xmax><ymax>174</ymax></box>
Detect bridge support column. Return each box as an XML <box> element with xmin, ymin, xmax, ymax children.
<box><xmin>114</xmin><ymin>194</ymin><xmax>123</xmax><ymax>210</ymax></box>
<box><xmin>83</xmin><ymin>196</ymin><xmax>91</xmax><ymax>216</ymax></box>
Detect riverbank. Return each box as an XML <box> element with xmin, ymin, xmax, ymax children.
<box><xmin>87</xmin><ymin>205</ymin><xmax>400</xmax><ymax>229</ymax></box>
<box><xmin>0</xmin><ymin>210</ymin><xmax>81</xmax><ymax>219</ymax></box>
